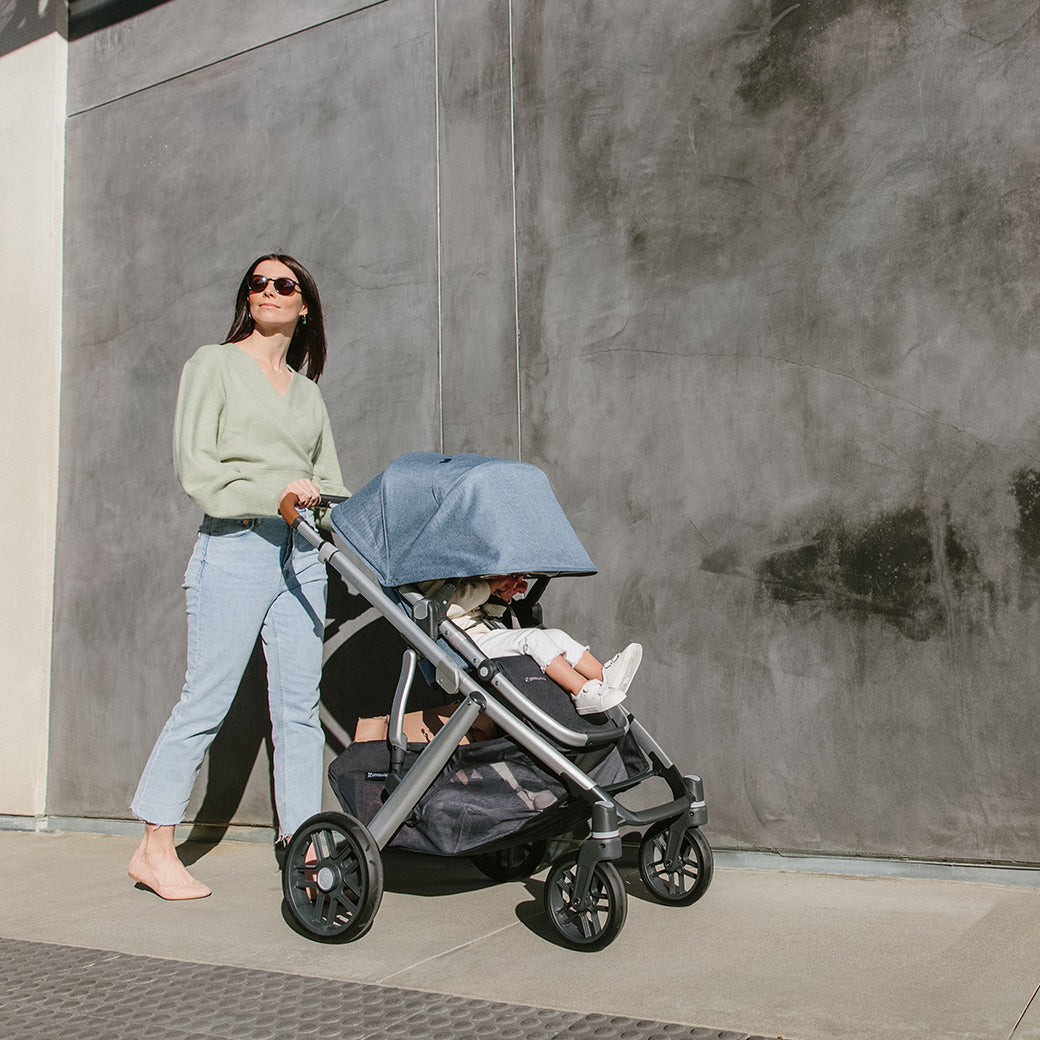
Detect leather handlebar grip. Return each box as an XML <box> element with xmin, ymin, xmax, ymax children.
<box><xmin>279</xmin><ymin>492</ymin><xmax>301</xmax><ymax>526</ymax></box>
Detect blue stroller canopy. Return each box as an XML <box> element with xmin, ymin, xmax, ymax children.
<box><xmin>329</xmin><ymin>452</ymin><xmax>597</xmax><ymax>587</ymax></box>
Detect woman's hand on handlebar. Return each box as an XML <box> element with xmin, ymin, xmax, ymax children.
<box><xmin>278</xmin><ymin>478</ymin><xmax>321</xmax><ymax>512</ymax></box>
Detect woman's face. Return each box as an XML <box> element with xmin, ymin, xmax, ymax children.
<box><xmin>247</xmin><ymin>258</ymin><xmax>309</xmax><ymax>330</ymax></box>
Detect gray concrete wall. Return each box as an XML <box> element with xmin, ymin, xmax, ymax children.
<box><xmin>51</xmin><ymin>0</ymin><xmax>1040</xmax><ymax>863</ymax></box>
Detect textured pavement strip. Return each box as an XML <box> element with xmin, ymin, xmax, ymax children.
<box><xmin>0</xmin><ymin>937</ymin><xmax>774</xmax><ymax>1040</ymax></box>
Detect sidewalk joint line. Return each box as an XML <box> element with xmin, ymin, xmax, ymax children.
<box><xmin>1009</xmin><ymin>981</ymin><xmax>1040</xmax><ymax>1040</ymax></box>
<box><xmin>375</xmin><ymin>914</ymin><xmax>535</xmax><ymax>986</ymax></box>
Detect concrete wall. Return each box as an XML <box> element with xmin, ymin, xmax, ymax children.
<box><xmin>47</xmin><ymin>0</ymin><xmax>1040</xmax><ymax>863</ymax></box>
<box><xmin>0</xmin><ymin>20</ymin><xmax>66</xmax><ymax>817</ymax></box>
<box><xmin>512</xmin><ymin>0</ymin><xmax>1040</xmax><ymax>865</ymax></box>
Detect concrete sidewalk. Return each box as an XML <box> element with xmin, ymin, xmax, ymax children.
<box><xmin>2</xmin><ymin>828</ymin><xmax>1040</xmax><ymax>1040</ymax></box>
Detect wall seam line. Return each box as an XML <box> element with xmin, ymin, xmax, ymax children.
<box><xmin>433</xmin><ymin>0</ymin><xmax>444</xmax><ymax>453</ymax></box>
<box><xmin>66</xmin><ymin>0</ymin><xmax>394</xmax><ymax>118</ymax></box>
<box><xmin>507</xmin><ymin>0</ymin><xmax>521</xmax><ymax>461</ymax></box>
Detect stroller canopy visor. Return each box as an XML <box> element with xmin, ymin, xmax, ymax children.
<box><xmin>329</xmin><ymin>452</ymin><xmax>597</xmax><ymax>586</ymax></box>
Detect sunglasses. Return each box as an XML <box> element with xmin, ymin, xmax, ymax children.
<box><xmin>248</xmin><ymin>274</ymin><xmax>301</xmax><ymax>296</ymax></box>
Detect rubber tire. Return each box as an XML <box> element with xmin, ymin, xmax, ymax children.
<box><xmin>542</xmin><ymin>851</ymin><xmax>627</xmax><ymax>951</ymax></box>
<box><xmin>471</xmin><ymin>840</ymin><xmax>547</xmax><ymax>881</ymax></box>
<box><xmin>637</xmin><ymin>820</ymin><xmax>713</xmax><ymax>906</ymax></box>
<box><xmin>281</xmin><ymin>812</ymin><xmax>383</xmax><ymax>943</ymax></box>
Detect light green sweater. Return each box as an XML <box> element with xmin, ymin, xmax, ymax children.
<box><xmin>173</xmin><ymin>342</ymin><xmax>349</xmax><ymax>518</ymax></box>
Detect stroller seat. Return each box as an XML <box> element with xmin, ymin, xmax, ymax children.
<box><xmin>329</xmin><ymin>653</ymin><xmax>650</xmax><ymax>859</ymax></box>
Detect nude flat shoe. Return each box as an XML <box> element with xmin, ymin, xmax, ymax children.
<box><xmin>129</xmin><ymin>851</ymin><xmax>211</xmax><ymax>900</ymax></box>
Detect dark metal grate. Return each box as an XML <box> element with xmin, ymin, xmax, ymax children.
<box><xmin>0</xmin><ymin>936</ymin><xmax>771</xmax><ymax>1040</ymax></box>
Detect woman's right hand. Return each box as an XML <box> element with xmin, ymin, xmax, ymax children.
<box><xmin>278</xmin><ymin>478</ymin><xmax>321</xmax><ymax>511</ymax></box>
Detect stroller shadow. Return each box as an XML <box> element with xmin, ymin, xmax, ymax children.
<box><xmin>380</xmin><ymin>850</ymin><xmax>499</xmax><ymax>897</ymax></box>
<box><xmin>277</xmin><ymin>848</ymin><xmax>503</xmax><ymax>943</ymax></box>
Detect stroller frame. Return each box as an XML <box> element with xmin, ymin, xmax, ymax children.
<box><xmin>280</xmin><ymin>495</ymin><xmax>711</xmax><ymax>950</ymax></box>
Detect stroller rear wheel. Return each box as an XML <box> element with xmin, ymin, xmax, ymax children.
<box><xmin>637</xmin><ymin>819</ymin><xmax>713</xmax><ymax>906</ymax></box>
<box><xmin>281</xmin><ymin>812</ymin><xmax>383</xmax><ymax>943</ymax></box>
<box><xmin>543</xmin><ymin>852</ymin><xmax>627</xmax><ymax>951</ymax></box>
<box><xmin>471</xmin><ymin>840</ymin><xmax>547</xmax><ymax>881</ymax></box>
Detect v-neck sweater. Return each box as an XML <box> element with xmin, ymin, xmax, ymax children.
<box><xmin>173</xmin><ymin>342</ymin><xmax>349</xmax><ymax>519</ymax></box>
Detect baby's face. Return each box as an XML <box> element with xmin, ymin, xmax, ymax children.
<box><xmin>488</xmin><ymin>574</ymin><xmax>529</xmax><ymax>601</ymax></box>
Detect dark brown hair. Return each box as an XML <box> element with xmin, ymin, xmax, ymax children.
<box><xmin>224</xmin><ymin>253</ymin><xmax>328</xmax><ymax>381</ymax></box>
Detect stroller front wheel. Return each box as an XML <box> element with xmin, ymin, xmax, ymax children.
<box><xmin>281</xmin><ymin>812</ymin><xmax>384</xmax><ymax>943</ymax></box>
<box><xmin>637</xmin><ymin>819</ymin><xmax>713</xmax><ymax>906</ymax></box>
<box><xmin>542</xmin><ymin>852</ymin><xmax>627</xmax><ymax>951</ymax></box>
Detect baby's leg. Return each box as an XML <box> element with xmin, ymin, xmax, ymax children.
<box><xmin>529</xmin><ymin>630</ymin><xmax>603</xmax><ymax>683</ymax></box>
<box><xmin>544</xmin><ymin>653</ymin><xmax>591</xmax><ymax>696</ymax></box>
<box><xmin>572</xmin><ymin>651</ymin><xmax>604</xmax><ymax>682</ymax></box>
<box><xmin>523</xmin><ymin>629</ymin><xmax>603</xmax><ymax>697</ymax></box>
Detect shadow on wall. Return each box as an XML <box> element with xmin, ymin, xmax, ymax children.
<box><xmin>184</xmin><ymin>639</ymin><xmax>277</xmax><ymax>844</ymax></box>
<box><xmin>66</xmin><ymin>0</ymin><xmax>173</xmax><ymax>41</ymax></box>
<box><xmin>320</xmin><ymin>571</ymin><xmax>444</xmax><ymax>749</ymax></box>
<box><xmin>183</xmin><ymin>561</ymin><xmax>441</xmax><ymax>845</ymax></box>
<box><xmin>702</xmin><ymin>503</ymin><xmax>993</xmax><ymax>641</ymax></box>
<box><xmin>0</xmin><ymin>0</ymin><xmax>175</xmax><ymax>56</ymax></box>
<box><xmin>736</xmin><ymin>0</ymin><xmax>912</xmax><ymax>116</ymax></box>
<box><xmin>1011</xmin><ymin>468</ymin><xmax>1040</xmax><ymax>607</ymax></box>
<box><xmin>0</xmin><ymin>0</ymin><xmax>63</xmax><ymax>57</ymax></box>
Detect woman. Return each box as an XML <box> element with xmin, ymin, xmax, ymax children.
<box><xmin>129</xmin><ymin>254</ymin><xmax>349</xmax><ymax>900</ymax></box>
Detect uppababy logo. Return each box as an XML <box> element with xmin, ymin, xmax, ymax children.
<box><xmin>366</xmin><ymin>771</ymin><xmax>389</xmax><ymax>781</ymax></box>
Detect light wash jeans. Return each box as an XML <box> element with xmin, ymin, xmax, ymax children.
<box><xmin>131</xmin><ymin>515</ymin><xmax>327</xmax><ymax>838</ymax></box>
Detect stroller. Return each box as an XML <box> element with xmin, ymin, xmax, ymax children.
<box><xmin>280</xmin><ymin>452</ymin><xmax>712</xmax><ymax>951</ymax></box>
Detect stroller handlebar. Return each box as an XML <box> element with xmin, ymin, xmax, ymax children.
<box><xmin>280</xmin><ymin>493</ymin><xmax>349</xmax><ymax>526</ymax></box>
<box><xmin>280</xmin><ymin>492</ymin><xmax>303</xmax><ymax>526</ymax></box>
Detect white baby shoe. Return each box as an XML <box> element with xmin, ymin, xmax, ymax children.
<box><xmin>601</xmin><ymin>642</ymin><xmax>642</xmax><ymax>695</ymax></box>
<box><xmin>573</xmin><ymin>679</ymin><xmax>626</xmax><ymax>716</ymax></box>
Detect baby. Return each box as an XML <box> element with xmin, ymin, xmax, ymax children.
<box><xmin>442</xmin><ymin>573</ymin><xmax>641</xmax><ymax>716</ymax></box>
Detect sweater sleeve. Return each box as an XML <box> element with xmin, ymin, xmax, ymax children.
<box><xmin>313</xmin><ymin>396</ymin><xmax>350</xmax><ymax>499</ymax></box>
<box><xmin>173</xmin><ymin>354</ymin><xmax>248</xmax><ymax>516</ymax></box>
